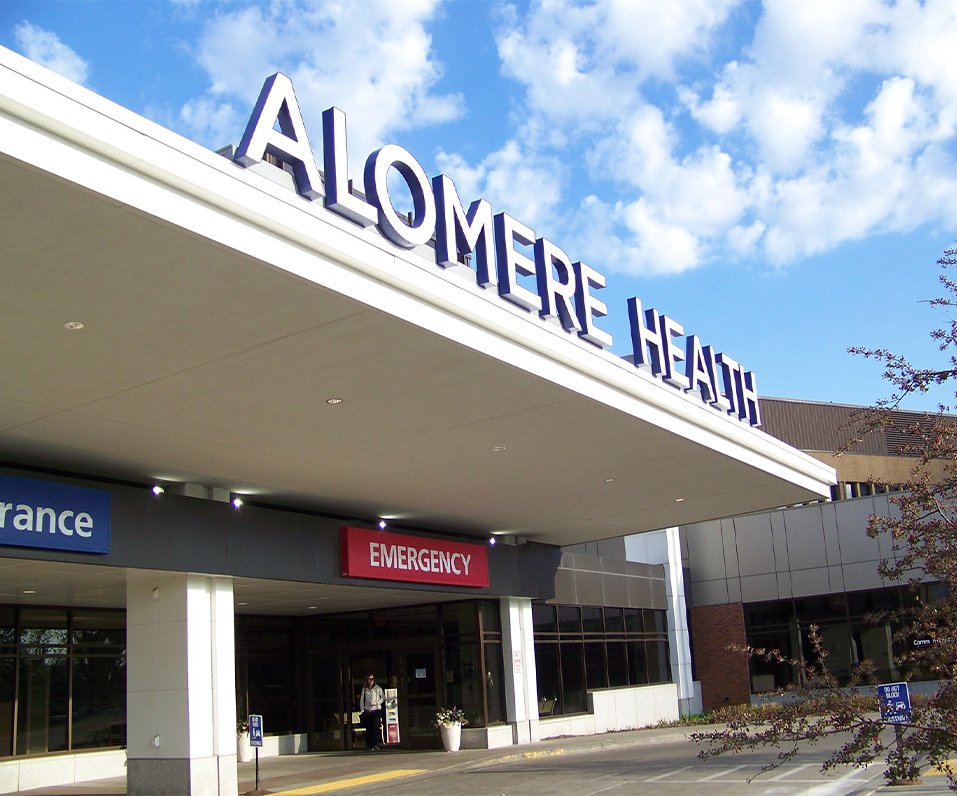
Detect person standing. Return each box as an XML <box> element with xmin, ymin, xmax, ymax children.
<box><xmin>359</xmin><ymin>673</ymin><xmax>385</xmax><ymax>750</ymax></box>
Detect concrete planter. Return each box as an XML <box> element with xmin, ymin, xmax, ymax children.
<box><xmin>237</xmin><ymin>731</ymin><xmax>253</xmax><ymax>762</ymax></box>
<box><xmin>438</xmin><ymin>722</ymin><xmax>461</xmax><ymax>752</ymax></box>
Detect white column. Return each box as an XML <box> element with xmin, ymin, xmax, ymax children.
<box><xmin>625</xmin><ymin>528</ymin><xmax>698</xmax><ymax>715</ymax></box>
<box><xmin>499</xmin><ymin>597</ymin><xmax>539</xmax><ymax>744</ymax></box>
<box><xmin>126</xmin><ymin>572</ymin><xmax>238</xmax><ymax>796</ymax></box>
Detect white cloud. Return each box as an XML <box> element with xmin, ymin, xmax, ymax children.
<box><xmin>436</xmin><ymin>141</ymin><xmax>564</xmax><ymax>231</ymax></box>
<box><xmin>486</xmin><ymin>0</ymin><xmax>957</xmax><ymax>276</ymax></box>
<box><xmin>181</xmin><ymin>0</ymin><xmax>464</xmax><ymax>157</ymax></box>
<box><xmin>13</xmin><ymin>22</ymin><xmax>89</xmax><ymax>85</ymax></box>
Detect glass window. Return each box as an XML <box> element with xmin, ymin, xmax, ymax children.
<box><xmin>623</xmin><ymin>608</ymin><xmax>643</xmax><ymax>635</ymax></box>
<box><xmin>626</xmin><ymin>640</ymin><xmax>647</xmax><ymax>685</ymax></box>
<box><xmin>0</xmin><ymin>657</ymin><xmax>13</xmax><ymax>756</ymax></box>
<box><xmin>19</xmin><ymin>607</ymin><xmax>67</xmax><ymax>648</ymax></box>
<box><xmin>441</xmin><ymin>603</ymin><xmax>477</xmax><ymax>637</ymax></box>
<box><xmin>16</xmin><ymin>654</ymin><xmax>68</xmax><ymax>755</ymax></box>
<box><xmin>559</xmin><ymin>643</ymin><xmax>587</xmax><ymax>714</ymax></box>
<box><xmin>581</xmin><ymin>607</ymin><xmax>603</xmax><ymax>634</ymax></box>
<box><xmin>479</xmin><ymin>601</ymin><xmax>501</xmax><ymax>634</ymax></box>
<box><xmin>644</xmin><ymin>610</ymin><xmax>667</xmax><ymax>635</ymax></box>
<box><xmin>606</xmin><ymin>642</ymin><xmax>628</xmax><ymax>687</ymax></box>
<box><xmin>71</xmin><ymin>655</ymin><xmax>126</xmax><ymax>749</ymax></box>
<box><xmin>558</xmin><ymin>606</ymin><xmax>581</xmax><ymax>635</ymax></box>
<box><xmin>0</xmin><ymin>607</ymin><xmax>14</xmax><ymax>650</ymax></box>
<box><xmin>584</xmin><ymin>642</ymin><xmax>607</xmax><ymax>690</ymax></box>
<box><xmin>532</xmin><ymin>604</ymin><xmax>557</xmax><ymax>635</ymax></box>
<box><xmin>646</xmin><ymin>641</ymin><xmax>671</xmax><ymax>684</ymax></box>
<box><xmin>72</xmin><ymin>610</ymin><xmax>125</xmax><ymax>649</ymax></box>
<box><xmin>534</xmin><ymin>643</ymin><xmax>561</xmax><ymax>716</ymax></box>
<box><xmin>604</xmin><ymin>608</ymin><xmax>624</xmax><ymax>635</ymax></box>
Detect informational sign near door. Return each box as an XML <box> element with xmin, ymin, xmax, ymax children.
<box><xmin>878</xmin><ymin>682</ymin><xmax>912</xmax><ymax>724</ymax></box>
<box><xmin>384</xmin><ymin>688</ymin><xmax>400</xmax><ymax>744</ymax></box>
<box><xmin>248</xmin><ymin>714</ymin><xmax>264</xmax><ymax>746</ymax></box>
<box><xmin>248</xmin><ymin>714</ymin><xmax>264</xmax><ymax>792</ymax></box>
<box><xmin>513</xmin><ymin>651</ymin><xmax>523</xmax><ymax>674</ymax></box>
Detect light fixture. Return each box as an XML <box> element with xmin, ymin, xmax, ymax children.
<box><xmin>675</xmin><ymin>497</ymin><xmax>685</xmax><ymax>503</ymax></box>
<box><xmin>307</xmin><ymin>605</ymin><xmax>318</xmax><ymax>610</ymax></box>
<box><xmin>232</xmin><ymin>496</ymin><xmax>244</xmax><ymax>508</ymax></box>
<box><xmin>492</xmin><ymin>446</ymin><xmax>506</xmax><ymax>452</ymax></box>
<box><xmin>604</xmin><ymin>478</ymin><xmax>616</xmax><ymax>483</ymax></box>
<box><xmin>62</xmin><ymin>321</ymin><xmax>84</xmax><ymax>331</ymax></box>
<box><xmin>22</xmin><ymin>590</ymin><xmax>35</xmax><ymax>595</ymax></box>
<box><xmin>378</xmin><ymin>520</ymin><xmax>387</xmax><ymax>530</ymax></box>
<box><xmin>488</xmin><ymin>537</ymin><xmax>496</xmax><ymax>546</ymax></box>
<box><xmin>152</xmin><ymin>485</ymin><xmax>165</xmax><ymax>496</ymax></box>
<box><xmin>237</xmin><ymin>602</ymin><xmax>248</xmax><ymax>606</ymax></box>
<box><xmin>325</xmin><ymin>398</ymin><xmax>343</xmax><ymax>405</ymax></box>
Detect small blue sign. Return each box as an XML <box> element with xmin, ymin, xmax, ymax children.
<box><xmin>878</xmin><ymin>682</ymin><xmax>912</xmax><ymax>724</ymax></box>
<box><xmin>248</xmin><ymin>714</ymin><xmax>263</xmax><ymax>747</ymax></box>
<box><xmin>0</xmin><ymin>475</ymin><xmax>111</xmax><ymax>554</ymax></box>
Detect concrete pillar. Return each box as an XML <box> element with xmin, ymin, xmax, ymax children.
<box><xmin>126</xmin><ymin>572</ymin><xmax>238</xmax><ymax>796</ymax></box>
<box><xmin>499</xmin><ymin>597</ymin><xmax>539</xmax><ymax>744</ymax></box>
<box><xmin>625</xmin><ymin>527</ymin><xmax>699</xmax><ymax>715</ymax></box>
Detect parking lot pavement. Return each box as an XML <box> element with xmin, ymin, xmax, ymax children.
<box><xmin>14</xmin><ymin>731</ymin><xmax>957</xmax><ymax>796</ymax></box>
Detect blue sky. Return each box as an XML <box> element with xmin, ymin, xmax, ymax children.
<box><xmin>2</xmin><ymin>0</ymin><xmax>956</xmax><ymax>412</ymax></box>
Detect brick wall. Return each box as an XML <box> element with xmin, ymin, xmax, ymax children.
<box><xmin>689</xmin><ymin>602</ymin><xmax>751</xmax><ymax>711</ymax></box>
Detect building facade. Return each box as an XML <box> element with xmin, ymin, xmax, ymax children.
<box><xmin>674</xmin><ymin>398</ymin><xmax>947</xmax><ymax>712</ymax></box>
<box><xmin>0</xmin><ymin>48</ymin><xmax>834</xmax><ymax>794</ymax></box>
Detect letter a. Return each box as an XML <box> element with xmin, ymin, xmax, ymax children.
<box><xmin>235</xmin><ymin>73</ymin><xmax>323</xmax><ymax>200</ymax></box>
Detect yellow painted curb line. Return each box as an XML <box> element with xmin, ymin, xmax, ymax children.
<box><xmin>269</xmin><ymin>768</ymin><xmax>427</xmax><ymax>795</ymax></box>
<box><xmin>495</xmin><ymin>748</ymin><xmax>566</xmax><ymax>762</ymax></box>
<box><xmin>925</xmin><ymin>758</ymin><xmax>957</xmax><ymax>777</ymax></box>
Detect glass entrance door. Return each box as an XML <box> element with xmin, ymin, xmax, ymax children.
<box><xmin>400</xmin><ymin>649</ymin><xmax>440</xmax><ymax>749</ymax></box>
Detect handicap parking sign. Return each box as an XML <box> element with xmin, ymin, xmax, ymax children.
<box><xmin>877</xmin><ymin>682</ymin><xmax>912</xmax><ymax>724</ymax></box>
<box><xmin>248</xmin><ymin>714</ymin><xmax>264</xmax><ymax>747</ymax></box>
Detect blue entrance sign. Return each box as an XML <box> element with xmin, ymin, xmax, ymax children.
<box><xmin>0</xmin><ymin>475</ymin><xmax>111</xmax><ymax>554</ymax></box>
<box><xmin>878</xmin><ymin>682</ymin><xmax>912</xmax><ymax>724</ymax></box>
<box><xmin>248</xmin><ymin>714</ymin><xmax>263</xmax><ymax>747</ymax></box>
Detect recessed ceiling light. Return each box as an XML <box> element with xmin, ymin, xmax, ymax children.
<box><xmin>307</xmin><ymin>605</ymin><xmax>318</xmax><ymax>610</ymax></box>
<box><xmin>325</xmin><ymin>398</ymin><xmax>343</xmax><ymax>405</ymax></box>
<box><xmin>675</xmin><ymin>497</ymin><xmax>685</xmax><ymax>503</ymax></box>
<box><xmin>22</xmin><ymin>590</ymin><xmax>35</xmax><ymax>595</ymax></box>
<box><xmin>237</xmin><ymin>602</ymin><xmax>248</xmax><ymax>606</ymax></box>
<box><xmin>492</xmin><ymin>446</ymin><xmax>506</xmax><ymax>452</ymax></box>
<box><xmin>62</xmin><ymin>321</ymin><xmax>84</xmax><ymax>331</ymax></box>
<box><xmin>604</xmin><ymin>478</ymin><xmax>616</xmax><ymax>483</ymax></box>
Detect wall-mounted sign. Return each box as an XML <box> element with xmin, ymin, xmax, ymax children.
<box><xmin>236</xmin><ymin>74</ymin><xmax>760</xmax><ymax>427</ymax></box>
<box><xmin>340</xmin><ymin>526</ymin><xmax>489</xmax><ymax>588</ymax></box>
<box><xmin>0</xmin><ymin>475</ymin><xmax>111</xmax><ymax>554</ymax></box>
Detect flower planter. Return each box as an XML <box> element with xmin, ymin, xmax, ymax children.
<box><xmin>237</xmin><ymin>731</ymin><xmax>252</xmax><ymax>762</ymax></box>
<box><xmin>438</xmin><ymin>721</ymin><xmax>461</xmax><ymax>752</ymax></box>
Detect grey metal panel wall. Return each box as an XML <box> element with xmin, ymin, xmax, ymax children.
<box><xmin>551</xmin><ymin>552</ymin><xmax>667</xmax><ymax>610</ymax></box>
<box><xmin>686</xmin><ymin>495</ymin><xmax>903</xmax><ymax>606</ymax></box>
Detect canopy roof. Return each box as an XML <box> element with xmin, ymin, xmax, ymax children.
<box><xmin>0</xmin><ymin>48</ymin><xmax>834</xmax><ymax>547</ymax></box>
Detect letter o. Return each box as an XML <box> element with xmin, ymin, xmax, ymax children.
<box><xmin>364</xmin><ymin>144</ymin><xmax>436</xmax><ymax>248</ymax></box>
